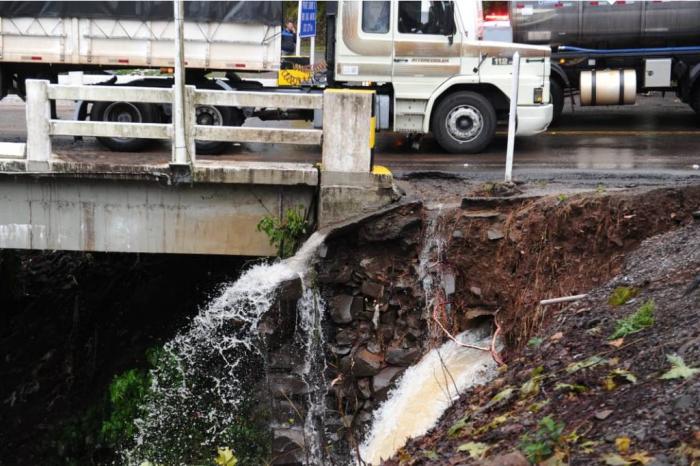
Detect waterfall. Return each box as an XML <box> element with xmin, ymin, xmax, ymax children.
<box><xmin>127</xmin><ymin>232</ymin><xmax>327</xmax><ymax>465</ymax></box>
<box><xmin>359</xmin><ymin>205</ymin><xmax>500</xmax><ymax>465</ymax></box>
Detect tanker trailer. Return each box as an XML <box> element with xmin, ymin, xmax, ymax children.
<box><xmin>506</xmin><ymin>1</ymin><xmax>700</xmax><ymax>122</ymax></box>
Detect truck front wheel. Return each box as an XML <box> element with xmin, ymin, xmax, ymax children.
<box><xmin>91</xmin><ymin>101</ymin><xmax>157</xmax><ymax>152</ymax></box>
<box><xmin>432</xmin><ymin>91</ymin><xmax>497</xmax><ymax>154</ymax></box>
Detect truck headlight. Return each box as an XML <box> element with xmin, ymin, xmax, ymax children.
<box><xmin>533</xmin><ymin>87</ymin><xmax>544</xmax><ymax>104</ymax></box>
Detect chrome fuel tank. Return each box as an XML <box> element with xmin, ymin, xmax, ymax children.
<box><xmin>509</xmin><ymin>1</ymin><xmax>700</xmax><ymax>49</ymax></box>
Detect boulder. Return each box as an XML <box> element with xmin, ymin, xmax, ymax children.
<box><xmin>386</xmin><ymin>347</ymin><xmax>421</xmax><ymax>366</ymax></box>
<box><xmin>373</xmin><ymin>366</ymin><xmax>404</xmax><ymax>393</ymax></box>
<box><xmin>342</xmin><ymin>348</ymin><xmax>383</xmax><ymax>377</ymax></box>
<box><xmin>330</xmin><ymin>294</ymin><xmax>354</xmax><ymax>324</ymax></box>
<box><xmin>361</xmin><ymin>281</ymin><xmax>385</xmax><ymax>299</ymax></box>
<box><xmin>358</xmin><ymin>209</ymin><xmax>421</xmax><ymax>242</ymax></box>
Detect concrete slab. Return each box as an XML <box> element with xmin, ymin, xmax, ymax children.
<box><xmin>0</xmin><ymin>142</ymin><xmax>26</xmax><ymax>159</ymax></box>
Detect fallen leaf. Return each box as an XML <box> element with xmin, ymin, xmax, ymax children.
<box><xmin>422</xmin><ymin>449</ymin><xmax>439</xmax><ymax>460</ymax></box>
<box><xmin>628</xmin><ymin>451</ymin><xmax>653</xmax><ymax>464</ymax></box>
<box><xmin>610</xmin><ymin>368</ymin><xmax>637</xmax><ymax>384</ymax></box>
<box><xmin>660</xmin><ymin>354</ymin><xmax>700</xmax><ymax>380</ymax></box>
<box><xmin>520</xmin><ymin>376</ymin><xmax>542</xmax><ymax>398</ymax></box>
<box><xmin>608</xmin><ymin>337</ymin><xmax>625</xmax><ymax>348</ymax></box>
<box><xmin>215</xmin><ymin>447</ymin><xmax>238</xmax><ymax>466</ymax></box>
<box><xmin>602</xmin><ymin>377</ymin><xmax>617</xmax><ymax>391</ymax></box>
<box><xmin>457</xmin><ymin>441</ymin><xmax>489</xmax><ymax>459</ymax></box>
<box><xmin>566</xmin><ymin>356</ymin><xmax>607</xmax><ymax>374</ymax></box>
<box><xmin>615</xmin><ymin>436</ymin><xmax>631</xmax><ymax>454</ymax></box>
<box><xmin>528</xmin><ymin>337</ymin><xmax>544</xmax><ymax>348</ymax></box>
<box><xmin>601</xmin><ymin>453</ymin><xmax>631</xmax><ymax>465</ymax></box>
<box><xmin>555</xmin><ymin>383</ymin><xmax>588</xmax><ymax>393</ymax></box>
<box><xmin>448</xmin><ymin>415</ymin><xmax>470</xmax><ymax>437</ymax></box>
<box><xmin>594</xmin><ymin>409</ymin><xmax>613</xmax><ymax>420</ymax></box>
<box><xmin>490</xmin><ymin>386</ymin><xmax>515</xmax><ymax>404</ymax></box>
<box><xmin>539</xmin><ymin>450</ymin><xmax>567</xmax><ymax>466</ymax></box>
<box><xmin>550</xmin><ymin>332</ymin><xmax>564</xmax><ymax>342</ymax></box>
<box><xmin>580</xmin><ymin>440</ymin><xmax>600</xmax><ymax>454</ymax></box>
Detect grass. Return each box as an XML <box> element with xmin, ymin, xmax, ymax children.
<box><xmin>609</xmin><ymin>299</ymin><xmax>655</xmax><ymax>340</ymax></box>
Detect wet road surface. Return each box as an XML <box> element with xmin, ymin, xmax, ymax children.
<box><xmin>1</xmin><ymin>93</ymin><xmax>699</xmax><ymax>183</ymax></box>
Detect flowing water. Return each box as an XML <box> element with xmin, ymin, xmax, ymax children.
<box><xmin>359</xmin><ymin>328</ymin><xmax>499</xmax><ymax>465</ymax></box>
<box><xmin>127</xmin><ymin>232</ymin><xmax>327</xmax><ymax>465</ymax></box>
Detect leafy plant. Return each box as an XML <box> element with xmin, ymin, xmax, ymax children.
<box><xmin>527</xmin><ymin>337</ymin><xmax>544</xmax><ymax>348</ymax></box>
<box><xmin>257</xmin><ymin>205</ymin><xmax>309</xmax><ymax>258</ymax></box>
<box><xmin>660</xmin><ymin>354</ymin><xmax>700</xmax><ymax>380</ymax></box>
<box><xmin>609</xmin><ymin>299</ymin><xmax>655</xmax><ymax>339</ymax></box>
<box><xmin>519</xmin><ymin>416</ymin><xmax>566</xmax><ymax>464</ymax></box>
<box><xmin>101</xmin><ymin>369</ymin><xmax>150</xmax><ymax>448</ymax></box>
<box><xmin>608</xmin><ymin>286</ymin><xmax>639</xmax><ymax>306</ymax></box>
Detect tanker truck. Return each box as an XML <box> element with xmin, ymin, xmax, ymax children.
<box><xmin>0</xmin><ymin>1</ymin><xmax>553</xmax><ymax>155</ymax></box>
<box><xmin>500</xmin><ymin>1</ymin><xmax>700</xmax><ymax>122</ymax></box>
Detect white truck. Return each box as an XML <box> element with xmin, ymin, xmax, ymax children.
<box><xmin>0</xmin><ymin>1</ymin><xmax>553</xmax><ymax>154</ymax></box>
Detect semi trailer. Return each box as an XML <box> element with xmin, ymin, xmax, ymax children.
<box><xmin>0</xmin><ymin>1</ymin><xmax>553</xmax><ymax>154</ymax></box>
<box><xmin>502</xmin><ymin>1</ymin><xmax>700</xmax><ymax>122</ymax></box>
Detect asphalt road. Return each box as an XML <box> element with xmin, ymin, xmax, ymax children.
<box><xmin>1</xmin><ymin>93</ymin><xmax>699</xmax><ymax>184</ymax></box>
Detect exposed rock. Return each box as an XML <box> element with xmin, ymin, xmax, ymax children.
<box><xmin>470</xmin><ymin>286</ymin><xmax>483</xmax><ymax>297</ymax></box>
<box><xmin>358</xmin><ymin>208</ymin><xmax>421</xmax><ymax>242</ymax></box>
<box><xmin>318</xmin><ymin>264</ymin><xmax>353</xmax><ymax>284</ymax></box>
<box><xmin>330</xmin><ymin>295</ymin><xmax>354</xmax><ymax>324</ymax></box>
<box><xmin>278</xmin><ymin>277</ymin><xmax>303</xmax><ymax>301</ymax></box>
<box><xmin>463</xmin><ymin>209</ymin><xmax>501</xmax><ymax>219</ymax></box>
<box><xmin>386</xmin><ymin>347</ymin><xmax>421</xmax><ymax>366</ymax></box>
<box><xmin>272</xmin><ymin>427</ymin><xmax>305</xmax><ymax>465</ymax></box>
<box><xmin>479</xmin><ymin>451</ymin><xmax>529</xmax><ymax>466</ymax></box>
<box><xmin>361</xmin><ymin>281</ymin><xmax>385</xmax><ymax>299</ymax></box>
<box><xmin>452</xmin><ymin>229</ymin><xmax>464</xmax><ymax>239</ymax></box>
<box><xmin>372</xmin><ymin>366</ymin><xmax>404</xmax><ymax>393</ymax></box>
<box><xmin>487</xmin><ymin>226</ymin><xmax>505</xmax><ymax>241</ymax></box>
<box><xmin>335</xmin><ymin>329</ymin><xmax>355</xmax><ymax>346</ymax></box>
<box><xmin>269</xmin><ymin>374</ymin><xmax>309</xmax><ymax>398</ymax></box>
<box><xmin>366</xmin><ymin>340</ymin><xmax>381</xmax><ymax>354</ymax></box>
<box><xmin>357</xmin><ymin>378</ymin><xmax>372</xmax><ymax>399</ymax></box>
<box><xmin>343</xmin><ymin>348</ymin><xmax>383</xmax><ymax>377</ymax></box>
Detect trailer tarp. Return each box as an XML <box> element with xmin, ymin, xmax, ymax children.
<box><xmin>0</xmin><ymin>1</ymin><xmax>282</xmax><ymax>26</ymax></box>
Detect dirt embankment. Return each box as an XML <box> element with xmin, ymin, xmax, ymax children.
<box><xmin>387</xmin><ymin>185</ymin><xmax>700</xmax><ymax>465</ymax></box>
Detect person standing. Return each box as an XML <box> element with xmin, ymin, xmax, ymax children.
<box><xmin>281</xmin><ymin>19</ymin><xmax>297</xmax><ymax>55</ymax></box>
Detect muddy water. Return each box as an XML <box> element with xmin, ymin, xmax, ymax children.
<box><xmin>359</xmin><ymin>327</ymin><xmax>498</xmax><ymax>464</ymax></box>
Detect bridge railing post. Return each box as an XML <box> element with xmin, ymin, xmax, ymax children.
<box><xmin>25</xmin><ymin>79</ymin><xmax>52</xmax><ymax>170</ymax></box>
<box><xmin>321</xmin><ymin>89</ymin><xmax>374</xmax><ymax>173</ymax></box>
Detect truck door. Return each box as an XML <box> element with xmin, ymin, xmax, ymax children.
<box><xmin>391</xmin><ymin>1</ymin><xmax>461</xmax><ymax>132</ymax></box>
<box><xmin>334</xmin><ymin>1</ymin><xmax>394</xmax><ymax>83</ymax></box>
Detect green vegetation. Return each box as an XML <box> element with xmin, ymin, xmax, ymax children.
<box><xmin>519</xmin><ymin>416</ymin><xmax>566</xmax><ymax>464</ymax></box>
<box><xmin>101</xmin><ymin>368</ymin><xmax>150</xmax><ymax>448</ymax></box>
<box><xmin>608</xmin><ymin>286</ymin><xmax>639</xmax><ymax>306</ymax></box>
<box><xmin>257</xmin><ymin>205</ymin><xmax>309</xmax><ymax>258</ymax></box>
<box><xmin>609</xmin><ymin>299</ymin><xmax>655</xmax><ymax>339</ymax></box>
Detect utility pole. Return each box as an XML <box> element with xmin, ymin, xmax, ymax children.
<box><xmin>505</xmin><ymin>51</ymin><xmax>520</xmax><ymax>183</ymax></box>
<box><xmin>172</xmin><ymin>0</ymin><xmax>189</xmax><ymax>166</ymax></box>
<box><xmin>295</xmin><ymin>0</ymin><xmax>302</xmax><ymax>56</ymax></box>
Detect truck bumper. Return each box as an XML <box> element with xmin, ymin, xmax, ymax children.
<box><xmin>515</xmin><ymin>104</ymin><xmax>553</xmax><ymax>136</ymax></box>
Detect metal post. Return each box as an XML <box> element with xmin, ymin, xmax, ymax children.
<box><xmin>295</xmin><ymin>0</ymin><xmax>302</xmax><ymax>56</ymax></box>
<box><xmin>172</xmin><ymin>0</ymin><xmax>190</xmax><ymax>166</ymax></box>
<box><xmin>310</xmin><ymin>35</ymin><xmax>315</xmax><ymax>68</ymax></box>
<box><xmin>505</xmin><ymin>51</ymin><xmax>520</xmax><ymax>183</ymax></box>
<box><xmin>25</xmin><ymin>79</ymin><xmax>52</xmax><ymax>169</ymax></box>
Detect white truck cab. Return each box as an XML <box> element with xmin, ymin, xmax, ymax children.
<box><xmin>332</xmin><ymin>0</ymin><xmax>553</xmax><ymax>153</ymax></box>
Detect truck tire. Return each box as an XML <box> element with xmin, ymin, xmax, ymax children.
<box><xmin>431</xmin><ymin>91</ymin><xmax>497</xmax><ymax>154</ymax></box>
<box><xmin>194</xmin><ymin>105</ymin><xmax>244</xmax><ymax>155</ymax></box>
<box><xmin>691</xmin><ymin>84</ymin><xmax>700</xmax><ymax>116</ymax></box>
<box><xmin>90</xmin><ymin>101</ymin><xmax>157</xmax><ymax>152</ymax></box>
<box><xmin>550</xmin><ymin>79</ymin><xmax>564</xmax><ymax>123</ymax></box>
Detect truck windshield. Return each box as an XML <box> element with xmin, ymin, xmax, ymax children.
<box><xmin>362</xmin><ymin>0</ymin><xmax>391</xmax><ymax>34</ymax></box>
<box><xmin>398</xmin><ymin>1</ymin><xmax>451</xmax><ymax>35</ymax></box>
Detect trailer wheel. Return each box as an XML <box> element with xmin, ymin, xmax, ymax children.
<box><xmin>691</xmin><ymin>84</ymin><xmax>700</xmax><ymax>116</ymax></box>
<box><xmin>195</xmin><ymin>106</ymin><xmax>244</xmax><ymax>155</ymax></box>
<box><xmin>550</xmin><ymin>79</ymin><xmax>564</xmax><ymax>123</ymax></box>
<box><xmin>91</xmin><ymin>101</ymin><xmax>157</xmax><ymax>152</ymax></box>
<box><xmin>432</xmin><ymin>91</ymin><xmax>496</xmax><ymax>154</ymax></box>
